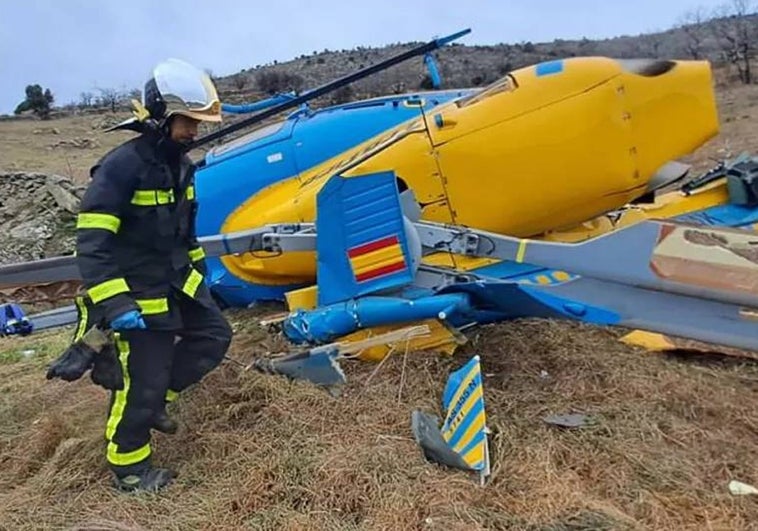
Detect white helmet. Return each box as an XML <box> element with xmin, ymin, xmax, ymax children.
<box><xmin>141</xmin><ymin>58</ymin><xmax>222</xmax><ymax>123</ymax></box>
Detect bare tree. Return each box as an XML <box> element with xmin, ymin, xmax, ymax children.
<box><xmin>636</xmin><ymin>33</ymin><xmax>665</xmax><ymax>58</ymax></box>
<box><xmin>79</xmin><ymin>91</ymin><xmax>94</xmax><ymax>108</ymax></box>
<box><xmin>677</xmin><ymin>6</ymin><xmax>710</xmax><ymax>59</ymax></box>
<box><xmin>232</xmin><ymin>73</ymin><xmax>248</xmax><ymax>90</ymax></box>
<box><xmin>95</xmin><ymin>87</ymin><xmax>125</xmax><ymax>112</ymax></box>
<box><xmin>710</xmin><ymin>0</ymin><xmax>758</xmax><ymax>83</ymax></box>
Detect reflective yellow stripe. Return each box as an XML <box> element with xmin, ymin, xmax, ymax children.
<box><xmin>104</xmin><ymin>335</ymin><xmax>151</xmax><ymax>467</ymax></box>
<box><xmin>76</xmin><ymin>212</ymin><xmax>121</xmax><ymax>233</ymax></box>
<box><xmin>107</xmin><ymin>442</ymin><xmax>151</xmax><ymax>466</ymax></box>
<box><xmin>131</xmin><ymin>189</ymin><xmax>175</xmax><ymax>206</ymax></box>
<box><xmin>105</xmin><ymin>335</ymin><xmax>130</xmax><ymax>441</ymax></box>
<box><xmin>88</xmin><ymin>278</ymin><xmax>129</xmax><ymax>303</ymax></box>
<box><xmin>186</xmin><ymin>185</ymin><xmax>195</xmax><ymax>200</ymax></box>
<box><xmin>136</xmin><ymin>298</ymin><xmax>169</xmax><ymax>315</ymax></box>
<box><xmin>189</xmin><ymin>246</ymin><xmax>205</xmax><ymax>262</ymax></box>
<box><xmin>73</xmin><ymin>296</ymin><xmax>88</xmax><ymax>341</ymax></box>
<box><xmin>165</xmin><ymin>389</ymin><xmax>179</xmax><ymax>403</ymax></box>
<box><xmin>182</xmin><ymin>268</ymin><xmax>204</xmax><ymax>298</ymax></box>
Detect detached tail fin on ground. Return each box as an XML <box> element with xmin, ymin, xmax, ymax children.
<box><xmin>412</xmin><ymin>355</ymin><xmax>491</xmax><ymax>484</ymax></box>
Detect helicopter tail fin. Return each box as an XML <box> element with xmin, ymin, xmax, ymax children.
<box><xmin>412</xmin><ymin>355</ymin><xmax>491</xmax><ymax>483</ymax></box>
<box><xmin>314</xmin><ymin>171</ymin><xmax>418</xmax><ymax>306</ymax></box>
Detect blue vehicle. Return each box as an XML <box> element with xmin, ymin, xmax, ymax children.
<box><xmin>0</xmin><ymin>303</ymin><xmax>33</xmax><ymax>336</ymax></box>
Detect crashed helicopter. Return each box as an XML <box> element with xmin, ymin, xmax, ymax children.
<box><xmin>3</xmin><ymin>28</ymin><xmax>758</xmax><ymax>375</ymax></box>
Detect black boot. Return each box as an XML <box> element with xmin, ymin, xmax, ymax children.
<box><xmin>152</xmin><ymin>408</ymin><xmax>178</xmax><ymax>434</ymax></box>
<box><xmin>113</xmin><ymin>465</ymin><xmax>176</xmax><ymax>492</ymax></box>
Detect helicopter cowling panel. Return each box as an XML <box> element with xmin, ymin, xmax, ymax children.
<box><xmin>290</xmin><ymin>91</ymin><xmax>472</xmax><ymax>175</ymax></box>
<box><xmin>425</xmin><ymin>56</ymin><xmax>719</xmax><ymax>236</ymax></box>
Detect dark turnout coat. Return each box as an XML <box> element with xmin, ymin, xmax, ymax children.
<box><xmin>75</xmin><ymin>131</ymin><xmax>207</xmax><ymax>329</ymax></box>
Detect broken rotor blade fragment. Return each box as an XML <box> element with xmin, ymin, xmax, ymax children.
<box><xmin>411</xmin><ymin>410</ymin><xmax>473</xmax><ymax>471</ymax></box>
<box><xmin>251</xmin><ymin>349</ymin><xmax>347</xmax><ymax>387</ymax></box>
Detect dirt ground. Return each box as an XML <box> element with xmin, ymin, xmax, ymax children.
<box><xmin>0</xmin><ymin>73</ymin><xmax>757</xmax><ymax>530</ymax></box>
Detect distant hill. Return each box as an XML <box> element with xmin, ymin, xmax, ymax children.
<box><xmin>212</xmin><ymin>12</ymin><xmax>758</xmax><ymax>108</ymax></box>
<box><xmin>7</xmin><ymin>10</ymin><xmax>756</xmax><ymax>120</ymax></box>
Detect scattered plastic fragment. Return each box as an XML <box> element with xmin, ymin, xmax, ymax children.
<box><xmin>728</xmin><ymin>480</ymin><xmax>758</xmax><ymax>496</ymax></box>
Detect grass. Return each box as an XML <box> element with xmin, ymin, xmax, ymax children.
<box><xmin>0</xmin><ymin>73</ymin><xmax>757</xmax><ymax>530</ymax></box>
<box><xmin>0</xmin><ymin>316</ymin><xmax>756</xmax><ymax>529</ymax></box>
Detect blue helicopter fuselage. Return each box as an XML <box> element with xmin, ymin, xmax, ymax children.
<box><xmin>194</xmin><ymin>89</ymin><xmax>475</xmax><ymax>307</ymax></box>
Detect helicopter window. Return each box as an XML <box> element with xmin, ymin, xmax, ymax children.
<box><xmin>455</xmin><ymin>74</ymin><xmax>517</xmax><ymax>108</ymax></box>
<box><xmin>210</xmin><ymin>121</ymin><xmax>287</xmax><ymax>156</ymax></box>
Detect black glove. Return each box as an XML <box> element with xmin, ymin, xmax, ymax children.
<box><xmin>46</xmin><ymin>341</ymin><xmax>95</xmax><ymax>382</ymax></box>
<box><xmin>90</xmin><ymin>341</ymin><xmax>124</xmax><ymax>391</ymax></box>
<box><xmin>45</xmin><ymin>325</ymin><xmax>116</xmax><ymax>388</ymax></box>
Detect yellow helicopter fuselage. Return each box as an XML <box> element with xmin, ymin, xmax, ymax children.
<box><xmin>220</xmin><ymin>56</ymin><xmax>719</xmax><ymax>286</ymax></box>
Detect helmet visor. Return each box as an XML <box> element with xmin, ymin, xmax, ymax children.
<box><xmin>151</xmin><ymin>58</ymin><xmax>222</xmax><ymax>122</ymax></box>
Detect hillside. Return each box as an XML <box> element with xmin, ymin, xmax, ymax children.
<box><xmin>214</xmin><ymin>15</ymin><xmax>758</xmax><ymax>107</ymax></box>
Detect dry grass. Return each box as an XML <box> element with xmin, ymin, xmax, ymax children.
<box><xmin>1</xmin><ymin>72</ymin><xmax>758</xmax><ymax>531</ymax></box>
<box><xmin>0</xmin><ymin>113</ymin><xmax>133</xmax><ymax>183</ymax></box>
<box><xmin>0</xmin><ymin>313</ymin><xmax>757</xmax><ymax>530</ymax></box>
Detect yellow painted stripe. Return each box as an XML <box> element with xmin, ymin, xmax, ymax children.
<box><xmin>349</xmin><ymin>243</ymin><xmax>404</xmax><ymax>273</ymax></box>
<box><xmin>107</xmin><ymin>442</ymin><xmax>151</xmax><ymax>466</ymax></box>
<box><xmin>352</xmin><ymin>256</ymin><xmax>406</xmax><ymax>278</ymax></box>
<box><xmin>441</xmin><ymin>362</ymin><xmax>479</xmax><ymax>435</ymax></box>
<box><xmin>462</xmin><ymin>441</ymin><xmax>484</xmax><ymax>467</ymax></box>
<box><xmin>452</xmin><ymin>409</ymin><xmax>486</xmax><ymax>452</ymax></box>
<box><xmin>136</xmin><ymin>298</ymin><xmax>169</xmax><ymax>315</ymax></box>
<box><xmin>443</xmin><ymin>384</ymin><xmax>483</xmax><ymax>441</ymax></box>
<box><xmin>88</xmin><ymin>278</ymin><xmax>129</xmax><ymax>304</ymax></box>
<box><xmin>105</xmin><ymin>335</ymin><xmax>130</xmax><ymax>441</ymax></box>
<box><xmin>76</xmin><ymin>212</ymin><xmax>121</xmax><ymax>233</ymax></box>
<box><xmin>516</xmin><ymin>239</ymin><xmax>528</xmax><ymax>263</ymax></box>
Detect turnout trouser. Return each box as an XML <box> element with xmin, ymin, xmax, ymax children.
<box><xmin>79</xmin><ymin>284</ymin><xmax>233</xmax><ymax>476</ymax></box>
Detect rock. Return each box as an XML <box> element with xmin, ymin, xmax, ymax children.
<box><xmin>9</xmin><ymin>219</ymin><xmax>54</xmax><ymax>241</ymax></box>
<box><xmin>46</xmin><ymin>180</ymin><xmax>80</xmax><ymax>213</ymax></box>
<box><xmin>0</xmin><ymin>172</ymin><xmax>79</xmax><ymax>263</ymax></box>
<box><xmin>48</xmin><ymin>137</ymin><xmax>100</xmax><ymax>149</ymax></box>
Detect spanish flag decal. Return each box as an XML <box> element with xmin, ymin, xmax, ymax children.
<box><xmin>347</xmin><ymin>234</ymin><xmax>407</xmax><ymax>283</ymax></box>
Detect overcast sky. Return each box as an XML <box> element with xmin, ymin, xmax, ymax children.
<box><xmin>0</xmin><ymin>0</ymin><xmax>731</xmax><ymax>114</ymax></box>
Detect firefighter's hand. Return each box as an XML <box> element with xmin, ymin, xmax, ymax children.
<box><xmin>46</xmin><ymin>342</ymin><xmax>95</xmax><ymax>382</ymax></box>
<box><xmin>90</xmin><ymin>342</ymin><xmax>124</xmax><ymax>390</ymax></box>
<box><xmin>110</xmin><ymin>310</ymin><xmax>146</xmax><ymax>331</ymax></box>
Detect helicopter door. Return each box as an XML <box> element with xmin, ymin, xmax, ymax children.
<box><xmin>195</xmin><ymin>119</ymin><xmax>298</xmax><ymax>237</ymax></box>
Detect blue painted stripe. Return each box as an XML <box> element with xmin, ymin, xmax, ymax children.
<box><xmin>457</xmin><ymin>430</ymin><xmax>485</xmax><ymax>457</ymax></box>
<box><xmin>536</xmin><ymin>60</ymin><xmax>564</xmax><ymax>77</ymax></box>
<box><xmin>445</xmin><ymin>400</ymin><xmax>484</xmax><ymax>449</ymax></box>
<box><xmin>468</xmin><ymin>259</ymin><xmax>546</xmax><ymax>280</ymax></box>
<box><xmin>442</xmin><ymin>362</ymin><xmax>480</xmax><ymax>422</ymax></box>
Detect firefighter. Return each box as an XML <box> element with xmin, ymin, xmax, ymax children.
<box><xmin>74</xmin><ymin>58</ymin><xmax>233</xmax><ymax>492</ymax></box>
